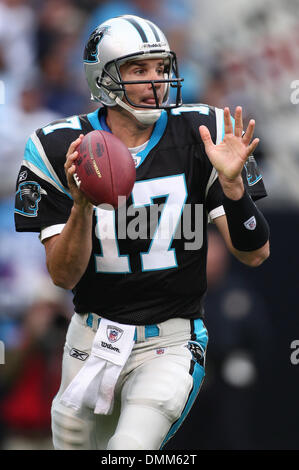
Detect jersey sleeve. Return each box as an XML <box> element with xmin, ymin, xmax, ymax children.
<box><xmin>14</xmin><ymin>131</ymin><xmax>73</xmax><ymax>233</ymax></box>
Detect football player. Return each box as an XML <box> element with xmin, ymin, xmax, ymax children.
<box><xmin>14</xmin><ymin>15</ymin><xmax>270</xmax><ymax>450</ymax></box>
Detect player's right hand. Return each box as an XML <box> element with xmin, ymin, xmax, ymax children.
<box><xmin>65</xmin><ymin>135</ymin><xmax>93</xmax><ymax>210</ymax></box>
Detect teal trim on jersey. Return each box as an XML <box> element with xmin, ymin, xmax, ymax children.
<box><xmin>247</xmin><ymin>175</ymin><xmax>262</xmax><ymax>186</ymax></box>
<box><xmin>231</xmin><ymin>115</ymin><xmax>235</xmax><ymax>132</ymax></box>
<box><xmin>87</xmin><ymin>109</ymin><xmax>168</xmax><ymax>168</ymax></box>
<box><xmin>160</xmin><ymin>318</ymin><xmax>208</xmax><ymax>449</ymax></box>
<box><xmin>87</xmin><ymin>108</ymin><xmax>103</xmax><ymax>130</ymax></box>
<box><xmin>136</xmin><ymin>110</ymin><xmax>167</xmax><ymax>166</ymax></box>
<box><xmin>87</xmin><ymin>108</ymin><xmax>113</xmax><ymax>132</ymax></box>
<box><xmin>222</xmin><ymin>113</ymin><xmax>235</xmax><ymax>141</ymax></box>
<box><xmin>23</xmin><ymin>138</ymin><xmax>72</xmax><ymax>199</ymax></box>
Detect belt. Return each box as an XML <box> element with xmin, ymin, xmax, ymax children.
<box><xmin>85</xmin><ymin>313</ymin><xmax>160</xmax><ymax>342</ymax></box>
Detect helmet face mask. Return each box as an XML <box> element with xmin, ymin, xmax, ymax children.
<box><xmin>83</xmin><ymin>15</ymin><xmax>184</xmax><ymax>124</ymax></box>
<box><xmin>99</xmin><ymin>51</ymin><xmax>183</xmax><ymax>110</ymax></box>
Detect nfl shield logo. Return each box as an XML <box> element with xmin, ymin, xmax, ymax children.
<box><xmin>244</xmin><ymin>216</ymin><xmax>256</xmax><ymax>231</ymax></box>
<box><xmin>107</xmin><ymin>325</ymin><xmax>123</xmax><ymax>343</ymax></box>
<box><xmin>156</xmin><ymin>348</ymin><xmax>165</xmax><ymax>355</ymax></box>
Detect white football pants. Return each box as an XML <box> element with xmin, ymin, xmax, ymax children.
<box><xmin>51</xmin><ymin>313</ymin><xmax>208</xmax><ymax>450</ymax></box>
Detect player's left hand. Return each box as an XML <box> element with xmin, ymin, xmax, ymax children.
<box><xmin>199</xmin><ymin>106</ymin><xmax>259</xmax><ymax>180</ymax></box>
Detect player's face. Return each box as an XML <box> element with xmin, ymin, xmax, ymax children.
<box><xmin>119</xmin><ymin>58</ymin><xmax>166</xmax><ymax>109</ymax></box>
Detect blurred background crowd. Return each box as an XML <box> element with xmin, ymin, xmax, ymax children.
<box><xmin>0</xmin><ymin>0</ymin><xmax>298</xmax><ymax>450</ymax></box>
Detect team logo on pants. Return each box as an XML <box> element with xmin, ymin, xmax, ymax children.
<box><xmin>186</xmin><ymin>341</ymin><xmax>205</xmax><ymax>366</ymax></box>
<box><xmin>107</xmin><ymin>326</ymin><xmax>123</xmax><ymax>343</ymax></box>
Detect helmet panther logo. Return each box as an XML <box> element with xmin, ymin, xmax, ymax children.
<box><xmin>15</xmin><ymin>181</ymin><xmax>47</xmax><ymax>217</ymax></box>
<box><xmin>84</xmin><ymin>25</ymin><xmax>110</xmax><ymax>62</ymax></box>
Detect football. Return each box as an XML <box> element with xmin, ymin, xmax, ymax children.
<box><xmin>73</xmin><ymin>130</ymin><xmax>136</xmax><ymax>208</ymax></box>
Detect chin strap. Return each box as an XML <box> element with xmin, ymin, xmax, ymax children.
<box><xmin>110</xmin><ymin>93</ymin><xmax>162</xmax><ymax>126</ymax></box>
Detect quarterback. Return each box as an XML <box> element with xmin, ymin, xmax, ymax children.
<box><xmin>14</xmin><ymin>15</ymin><xmax>270</xmax><ymax>450</ymax></box>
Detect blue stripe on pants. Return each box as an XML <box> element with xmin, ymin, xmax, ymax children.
<box><xmin>160</xmin><ymin>319</ymin><xmax>208</xmax><ymax>449</ymax></box>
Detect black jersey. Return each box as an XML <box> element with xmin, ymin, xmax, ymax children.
<box><xmin>14</xmin><ymin>104</ymin><xmax>267</xmax><ymax>325</ymax></box>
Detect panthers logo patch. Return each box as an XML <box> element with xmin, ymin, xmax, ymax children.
<box><xmin>15</xmin><ymin>181</ymin><xmax>47</xmax><ymax>217</ymax></box>
<box><xmin>244</xmin><ymin>157</ymin><xmax>262</xmax><ymax>186</ymax></box>
<box><xmin>186</xmin><ymin>341</ymin><xmax>205</xmax><ymax>367</ymax></box>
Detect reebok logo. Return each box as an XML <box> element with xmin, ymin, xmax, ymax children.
<box><xmin>140</xmin><ymin>42</ymin><xmax>166</xmax><ymax>49</ymax></box>
<box><xmin>101</xmin><ymin>341</ymin><xmax>120</xmax><ymax>353</ymax></box>
<box><xmin>70</xmin><ymin>348</ymin><xmax>89</xmax><ymax>361</ymax></box>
